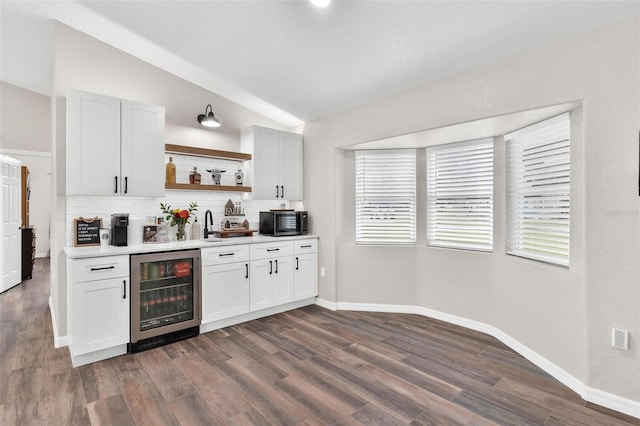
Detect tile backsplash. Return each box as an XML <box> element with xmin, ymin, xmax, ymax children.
<box><xmin>65</xmin><ymin>192</ymin><xmax>288</xmax><ymax>246</ymax></box>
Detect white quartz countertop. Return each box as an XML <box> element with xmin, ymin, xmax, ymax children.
<box><xmin>64</xmin><ymin>234</ymin><xmax>318</xmax><ymax>259</ymax></box>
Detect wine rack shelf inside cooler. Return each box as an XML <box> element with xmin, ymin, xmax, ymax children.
<box><xmin>139</xmin><ymin>281</ymin><xmax>194</xmax><ymax>331</ymax></box>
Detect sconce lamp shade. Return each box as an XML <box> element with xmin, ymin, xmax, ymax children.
<box><xmin>197</xmin><ymin>104</ymin><xmax>221</xmax><ymax>128</ymax></box>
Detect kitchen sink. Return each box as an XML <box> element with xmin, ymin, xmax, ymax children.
<box><xmin>200</xmin><ymin>238</ymin><xmax>228</xmax><ymax>243</ymax></box>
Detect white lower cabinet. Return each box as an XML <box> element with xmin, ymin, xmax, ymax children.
<box><xmin>201</xmin><ymin>245</ymin><xmax>250</xmax><ymax>323</ymax></box>
<box><xmin>294</xmin><ymin>238</ymin><xmax>319</xmax><ymax>300</ymax></box>
<box><xmin>68</xmin><ymin>255</ymin><xmax>130</xmax><ymax>363</ymax></box>
<box><xmin>249</xmin><ymin>256</ymin><xmax>294</xmax><ymax>311</ymax></box>
<box><xmin>249</xmin><ymin>241</ymin><xmax>295</xmax><ymax>312</ymax></box>
<box><xmin>202</xmin><ymin>261</ymin><xmax>250</xmax><ymax>323</ymax></box>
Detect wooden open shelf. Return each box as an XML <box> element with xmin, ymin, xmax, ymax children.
<box><xmin>165</xmin><ymin>144</ymin><xmax>251</xmax><ymax>161</ymax></box>
<box><xmin>165</xmin><ymin>182</ymin><xmax>252</xmax><ymax>193</ymax></box>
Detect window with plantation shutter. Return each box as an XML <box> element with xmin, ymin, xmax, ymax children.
<box><xmin>355</xmin><ymin>149</ymin><xmax>416</xmax><ymax>244</ymax></box>
<box><xmin>427</xmin><ymin>139</ymin><xmax>494</xmax><ymax>251</ymax></box>
<box><xmin>506</xmin><ymin>113</ymin><xmax>570</xmax><ymax>267</ymax></box>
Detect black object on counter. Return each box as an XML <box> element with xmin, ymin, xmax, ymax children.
<box><xmin>111</xmin><ymin>213</ymin><xmax>129</xmax><ymax>246</ymax></box>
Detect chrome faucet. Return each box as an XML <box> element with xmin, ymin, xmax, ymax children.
<box><xmin>204</xmin><ymin>209</ymin><xmax>213</xmax><ymax>239</ymax></box>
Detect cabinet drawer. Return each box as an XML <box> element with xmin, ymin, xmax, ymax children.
<box><xmin>70</xmin><ymin>255</ymin><xmax>129</xmax><ymax>282</ymax></box>
<box><xmin>250</xmin><ymin>241</ymin><xmax>293</xmax><ymax>260</ymax></box>
<box><xmin>201</xmin><ymin>245</ymin><xmax>249</xmax><ymax>266</ymax></box>
<box><xmin>294</xmin><ymin>238</ymin><xmax>318</xmax><ymax>254</ymax></box>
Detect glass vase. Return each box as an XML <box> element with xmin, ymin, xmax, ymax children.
<box><xmin>176</xmin><ymin>222</ymin><xmax>186</xmax><ymax>241</ymax></box>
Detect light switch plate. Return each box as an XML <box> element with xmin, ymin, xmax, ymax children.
<box><xmin>612</xmin><ymin>328</ymin><xmax>629</xmax><ymax>350</ymax></box>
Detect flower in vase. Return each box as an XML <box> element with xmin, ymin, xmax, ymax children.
<box><xmin>160</xmin><ymin>202</ymin><xmax>198</xmax><ymax>240</ymax></box>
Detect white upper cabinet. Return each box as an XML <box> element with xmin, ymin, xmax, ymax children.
<box><xmin>67</xmin><ymin>90</ymin><xmax>165</xmax><ymax>197</ymax></box>
<box><xmin>241</xmin><ymin>125</ymin><xmax>303</xmax><ymax>200</ymax></box>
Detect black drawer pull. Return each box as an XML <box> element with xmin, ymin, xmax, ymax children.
<box><xmin>267</xmin><ymin>248</ymin><xmax>280</xmax><ymax>252</ymax></box>
<box><xmin>300</xmin><ymin>245</ymin><xmax>312</xmax><ymax>248</ymax></box>
<box><xmin>219</xmin><ymin>253</ymin><xmax>235</xmax><ymax>257</ymax></box>
<box><xmin>90</xmin><ymin>266</ymin><xmax>115</xmax><ymax>271</ymax></box>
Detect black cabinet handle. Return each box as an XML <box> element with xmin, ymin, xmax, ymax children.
<box><xmin>296</xmin><ymin>257</ymin><xmax>299</xmax><ymax>270</ymax></box>
<box><xmin>269</xmin><ymin>260</ymin><xmax>273</xmax><ymax>275</ymax></box>
<box><xmin>275</xmin><ymin>259</ymin><xmax>278</xmax><ymax>274</ymax></box>
<box><xmin>281</xmin><ymin>185</ymin><xmax>284</xmax><ymax>198</ymax></box>
<box><xmin>267</xmin><ymin>248</ymin><xmax>280</xmax><ymax>252</ymax></box>
<box><xmin>122</xmin><ymin>280</ymin><xmax>126</xmax><ymax>299</ymax></box>
<box><xmin>124</xmin><ymin>176</ymin><xmax>128</xmax><ymax>194</ymax></box>
<box><xmin>275</xmin><ymin>186</ymin><xmax>279</xmax><ymax>198</ymax></box>
<box><xmin>219</xmin><ymin>253</ymin><xmax>234</xmax><ymax>257</ymax></box>
<box><xmin>301</xmin><ymin>245</ymin><xmax>312</xmax><ymax>248</ymax></box>
<box><xmin>245</xmin><ymin>263</ymin><xmax>249</xmax><ymax>279</ymax></box>
<box><xmin>90</xmin><ymin>266</ymin><xmax>115</xmax><ymax>271</ymax></box>
<box><xmin>114</xmin><ymin>176</ymin><xmax>118</xmax><ymax>194</ymax></box>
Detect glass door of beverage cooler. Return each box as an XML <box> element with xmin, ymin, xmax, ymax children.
<box><xmin>130</xmin><ymin>249</ymin><xmax>201</xmax><ymax>344</ymax></box>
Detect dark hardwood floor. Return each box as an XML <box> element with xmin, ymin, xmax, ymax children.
<box><xmin>1</xmin><ymin>259</ymin><xmax>639</xmax><ymax>425</ymax></box>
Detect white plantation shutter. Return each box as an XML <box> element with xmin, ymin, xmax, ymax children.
<box><xmin>506</xmin><ymin>113</ymin><xmax>570</xmax><ymax>267</ymax></box>
<box><xmin>427</xmin><ymin>139</ymin><xmax>494</xmax><ymax>251</ymax></box>
<box><xmin>355</xmin><ymin>149</ymin><xmax>416</xmax><ymax>244</ymax></box>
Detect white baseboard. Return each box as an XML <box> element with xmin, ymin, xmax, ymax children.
<box><xmin>48</xmin><ymin>296</ymin><xmax>68</xmax><ymax>348</ymax></box>
<box><xmin>314</xmin><ymin>299</ymin><xmax>640</xmax><ymax>420</ymax></box>
<box><xmin>314</xmin><ymin>297</ymin><xmax>337</xmax><ymax>311</ymax></box>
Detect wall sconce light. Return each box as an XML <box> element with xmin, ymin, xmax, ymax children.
<box><xmin>197</xmin><ymin>104</ymin><xmax>221</xmax><ymax>128</ymax></box>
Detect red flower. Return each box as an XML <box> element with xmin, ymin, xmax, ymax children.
<box><xmin>179</xmin><ymin>210</ymin><xmax>190</xmax><ymax>219</ymax></box>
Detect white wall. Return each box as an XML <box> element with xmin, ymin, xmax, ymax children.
<box><xmin>304</xmin><ymin>18</ymin><xmax>640</xmax><ymax>406</ymax></box>
<box><xmin>0</xmin><ymin>81</ymin><xmax>52</xmax><ymax>258</ymax></box>
<box><xmin>0</xmin><ymin>81</ymin><xmax>51</xmax><ymax>152</ymax></box>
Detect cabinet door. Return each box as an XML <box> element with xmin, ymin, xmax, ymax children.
<box><xmin>249</xmin><ymin>259</ymin><xmax>272</xmax><ymax>312</ymax></box>
<box><xmin>67</xmin><ymin>91</ymin><xmax>121</xmax><ymax>195</ymax></box>
<box><xmin>294</xmin><ymin>252</ymin><xmax>318</xmax><ymax>300</ymax></box>
<box><xmin>279</xmin><ymin>132</ymin><xmax>303</xmax><ymax>200</ymax></box>
<box><xmin>71</xmin><ymin>277</ymin><xmax>129</xmax><ymax>356</ymax></box>
<box><xmin>272</xmin><ymin>256</ymin><xmax>294</xmax><ymax>306</ymax></box>
<box><xmin>121</xmin><ymin>100</ymin><xmax>165</xmax><ymax>197</ymax></box>
<box><xmin>202</xmin><ymin>262</ymin><xmax>250</xmax><ymax>323</ymax></box>
<box><xmin>252</xmin><ymin>127</ymin><xmax>281</xmax><ymax>199</ymax></box>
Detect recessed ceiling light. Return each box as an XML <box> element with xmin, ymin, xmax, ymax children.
<box><xmin>310</xmin><ymin>0</ymin><xmax>331</xmax><ymax>7</ymax></box>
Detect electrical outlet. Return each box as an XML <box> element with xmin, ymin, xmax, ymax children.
<box><xmin>612</xmin><ymin>328</ymin><xmax>629</xmax><ymax>350</ymax></box>
<box><xmin>320</xmin><ymin>267</ymin><xmax>326</xmax><ymax>277</ymax></box>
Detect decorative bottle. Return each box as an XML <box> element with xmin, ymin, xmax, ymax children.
<box><xmin>191</xmin><ymin>216</ymin><xmax>201</xmax><ymax>240</ymax></box>
<box><xmin>165</xmin><ymin>157</ymin><xmax>176</xmax><ymax>184</ymax></box>
<box><xmin>189</xmin><ymin>167</ymin><xmax>201</xmax><ymax>184</ymax></box>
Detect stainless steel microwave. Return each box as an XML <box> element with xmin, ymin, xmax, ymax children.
<box><xmin>259</xmin><ymin>211</ymin><xmax>308</xmax><ymax>236</ymax></box>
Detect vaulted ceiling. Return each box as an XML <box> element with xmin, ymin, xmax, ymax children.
<box><xmin>2</xmin><ymin>1</ymin><xmax>638</xmax><ymax>127</ymax></box>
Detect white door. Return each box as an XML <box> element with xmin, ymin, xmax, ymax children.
<box><xmin>66</xmin><ymin>90</ymin><xmax>121</xmax><ymax>196</ymax></box>
<box><xmin>279</xmin><ymin>132</ymin><xmax>303</xmax><ymax>200</ymax></box>
<box><xmin>121</xmin><ymin>100</ymin><xmax>165</xmax><ymax>197</ymax></box>
<box><xmin>1</xmin><ymin>155</ymin><xmax>22</xmax><ymax>292</ymax></box>
<box><xmin>202</xmin><ymin>262</ymin><xmax>250</xmax><ymax>323</ymax></box>
<box><xmin>272</xmin><ymin>256</ymin><xmax>294</xmax><ymax>306</ymax></box>
<box><xmin>249</xmin><ymin>259</ymin><xmax>272</xmax><ymax>312</ymax></box>
<box><xmin>72</xmin><ymin>277</ymin><xmax>129</xmax><ymax>356</ymax></box>
<box><xmin>252</xmin><ymin>127</ymin><xmax>281</xmax><ymax>199</ymax></box>
<box><xmin>294</xmin><ymin>253</ymin><xmax>318</xmax><ymax>300</ymax></box>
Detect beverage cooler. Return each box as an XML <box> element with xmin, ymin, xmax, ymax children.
<box><xmin>129</xmin><ymin>249</ymin><xmax>201</xmax><ymax>353</ymax></box>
